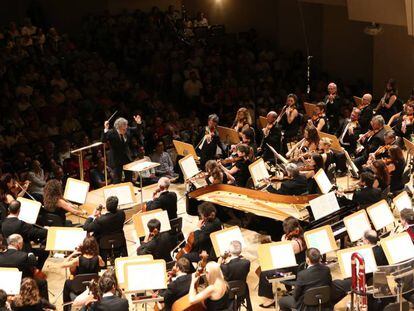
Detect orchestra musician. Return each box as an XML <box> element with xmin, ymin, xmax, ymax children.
<box><xmin>386</xmin><ymin>145</ymin><xmax>406</xmax><ymax>192</ymax></box>
<box><xmin>43</xmin><ymin>179</ymin><xmax>84</xmax><ymax>226</ymax></box>
<box><xmin>197</xmin><ymin>114</ymin><xmax>226</xmax><ymax>168</ymax></box>
<box><xmin>136</xmin><ymin>218</ymin><xmax>173</xmax><ymax>262</ymax></box>
<box><xmin>278</xmin><ymin>248</ymin><xmax>332</xmax><ymax>311</ymax></box>
<box><xmin>400</xmin><ymin>208</ymin><xmax>414</xmax><ymax>242</ymax></box>
<box><xmin>258</xmin><ymin>217</ymin><xmax>307</xmax><ymax>308</ymax></box>
<box><xmin>182</xmin><ymin>203</ymin><xmax>222</xmax><ymax>268</ymax></box>
<box><xmin>304</xmin><ymin>153</ymin><xmax>325</xmax><ymax>194</ymax></box>
<box><xmin>159</xmin><ymin>258</ymin><xmax>192</xmax><ymax>311</ymax></box>
<box><xmin>61</xmin><ymin>236</ymin><xmax>105</xmax><ymax>311</ymax></box>
<box><xmin>278</xmin><ymin>94</ymin><xmax>300</xmax><ymax>153</ymax></box>
<box><xmin>374</xmin><ymin>78</ymin><xmax>400</xmax><ymax>123</ymax></box>
<box><xmin>267</xmin><ymin>163</ymin><xmax>308</xmax><ymax>195</ymax></box>
<box><xmin>287</xmin><ymin>125</ymin><xmax>319</xmax><ymax>163</ymax></box>
<box><xmin>92</xmin><ymin>274</ymin><xmax>129</xmax><ymax>311</ymax></box>
<box><xmin>232</xmin><ymin>107</ymin><xmax>253</xmax><ymax>135</ymax></box>
<box><xmin>336</xmin><ymin>107</ymin><xmax>361</xmax><ymax>156</ymax></box>
<box><xmin>354</xmin><ymin>115</ymin><xmax>386</xmax><ymax>170</ymax></box>
<box><xmin>352</xmin><ymin>172</ymin><xmax>382</xmax><ymax>208</ymax></box>
<box><xmin>388</xmin><ymin>101</ymin><xmax>414</xmax><ymax>139</ymax></box>
<box><xmin>2</xmin><ymin>200</ymin><xmax>49</xmax><ymax>270</ymax></box>
<box><xmin>371</xmin><ymin>160</ymin><xmax>391</xmax><ymax>191</ymax></box>
<box><xmin>259</xmin><ymin>111</ymin><xmax>282</xmax><ymax>161</ymax></box>
<box><xmin>365</xmin><ymin>130</ymin><xmax>401</xmax><ymax>166</ymax></box>
<box><xmin>309</xmin><ymin>102</ymin><xmax>328</xmax><ymax>132</ymax></box>
<box><xmin>11</xmin><ymin>278</ymin><xmax>56</xmax><ymax>311</ymax></box>
<box><xmin>218</xmin><ymin>144</ymin><xmax>252</xmax><ymax>187</ymax></box>
<box><xmin>102</xmin><ymin>115</ymin><xmax>143</xmax><ymax>184</ymax></box>
<box><xmin>188</xmin><ymin>261</ymin><xmax>231</xmax><ymax>311</ymax></box>
<box><xmin>146</xmin><ymin>177</ymin><xmax>178</xmax><ymax>220</ymax></box>
<box><xmin>205</xmin><ymin>160</ymin><xmax>235</xmax><ymax>185</ymax></box>
<box><xmin>358</xmin><ymin>94</ymin><xmax>374</xmax><ymax>133</ymax></box>
<box><xmin>240</xmin><ymin>127</ymin><xmax>257</xmax><ymax>160</ymax></box>
<box><xmin>323</xmin><ymin>82</ymin><xmax>342</xmax><ymax>132</ymax></box>
<box><xmin>318</xmin><ymin>137</ymin><xmax>348</xmax><ymax>176</ymax></box>
<box><xmin>0</xmin><ymin>173</ymin><xmax>30</xmax><ymax>205</ymax></box>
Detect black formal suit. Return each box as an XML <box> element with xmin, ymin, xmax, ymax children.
<box><xmin>161</xmin><ymin>274</ymin><xmax>192</xmax><ymax>311</ymax></box>
<box><xmin>137</xmin><ymin>231</ymin><xmax>173</xmax><ymax>262</ymax></box>
<box><xmin>146</xmin><ymin>191</ymin><xmax>178</xmax><ymax>220</ymax></box>
<box><xmin>279</xmin><ymin>263</ymin><xmax>332</xmax><ymax>311</ymax></box>
<box><xmin>372</xmin><ymin>245</ymin><xmax>388</xmax><ymax>266</ymax></box>
<box><xmin>261</xmin><ymin>124</ymin><xmax>282</xmax><ymax>162</ymax></box>
<box><xmin>336</xmin><ymin>119</ymin><xmax>361</xmax><ymax>155</ymax></box>
<box><xmin>2</xmin><ymin>216</ymin><xmax>48</xmax><ymax>269</ymax></box>
<box><xmin>270</xmin><ymin>174</ymin><xmax>308</xmax><ymax>196</ymax></box>
<box><xmin>197</xmin><ymin>127</ymin><xmax>226</xmax><ymax>168</ymax></box>
<box><xmin>93</xmin><ymin>295</ymin><xmax>129</xmax><ymax>311</ymax></box>
<box><xmin>323</xmin><ymin>94</ymin><xmax>342</xmax><ymax>133</ymax></box>
<box><xmin>0</xmin><ymin>248</ymin><xmax>36</xmax><ymax>277</ymax></box>
<box><xmin>359</xmin><ymin>105</ymin><xmax>374</xmax><ymax>133</ymax></box>
<box><xmin>101</xmin><ymin>124</ymin><xmax>142</xmax><ymax>183</ymax></box>
<box><xmin>352</xmin><ymin>186</ymin><xmax>382</xmax><ymax>208</ymax></box>
<box><xmin>354</xmin><ymin>127</ymin><xmax>386</xmax><ymax>169</ymax></box>
<box><xmin>83</xmin><ymin>210</ymin><xmax>127</xmax><ymax>262</ymax></box>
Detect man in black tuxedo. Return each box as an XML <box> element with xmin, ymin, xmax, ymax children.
<box><xmin>354</xmin><ymin>115</ymin><xmax>386</xmax><ymax>170</ymax></box>
<box><xmin>137</xmin><ymin>218</ymin><xmax>173</xmax><ymax>262</ymax></box>
<box><xmin>146</xmin><ymin>177</ymin><xmax>177</xmax><ymax>220</ymax></box>
<box><xmin>94</xmin><ymin>275</ymin><xmax>129</xmax><ymax>311</ymax></box>
<box><xmin>159</xmin><ymin>257</ymin><xmax>192</xmax><ymax>311</ymax></box>
<box><xmin>269</xmin><ymin>163</ymin><xmax>308</xmax><ymax>195</ymax></box>
<box><xmin>260</xmin><ymin>111</ymin><xmax>282</xmax><ymax>162</ymax></box>
<box><xmin>336</xmin><ymin>107</ymin><xmax>362</xmax><ymax>156</ymax></box>
<box><xmin>323</xmin><ymin>82</ymin><xmax>343</xmax><ymax>133</ymax></box>
<box><xmin>219</xmin><ymin>240</ymin><xmax>252</xmax><ymax>310</ymax></box>
<box><xmin>0</xmin><ymin>234</ymin><xmax>49</xmax><ymax>299</ymax></box>
<box><xmin>358</xmin><ymin>94</ymin><xmax>374</xmax><ymax>133</ymax></box>
<box><xmin>279</xmin><ymin>248</ymin><xmax>332</xmax><ymax>311</ymax></box>
<box><xmin>83</xmin><ymin>196</ymin><xmax>127</xmax><ymax>263</ymax></box>
<box><xmin>352</xmin><ymin>172</ymin><xmax>383</xmax><ymax>208</ymax></box>
<box><xmin>2</xmin><ymin>200</ymin><xmax>48</xmax><ymax>269</ymax></box>
<box><xmin>102</xmin><ymin>115</ymin><xmax>143</xmax><ymax>184</ymax></box>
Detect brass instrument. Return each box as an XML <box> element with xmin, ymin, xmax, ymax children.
<box><xmin>350</xmin><ymin>252</ymin><xmax>368</xmax><ymax>311</ymax></box>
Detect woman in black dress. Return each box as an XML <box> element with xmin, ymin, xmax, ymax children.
<box><xmin>218</xmin><ymin>144</ymin><xmax>251</xmax><ymax>187</ymax></box>
<box><xmin>11</xmin><ymin>278</ymin><xmax>56</xmax><ymax>311</ymax></box>
<box><xmin>279</xmin><ymin>94</ymin><xmax>300</xmax><ymax>152</ymax></box>
<box><xmin>375</xmin><ymin>78</ymin><xmax>399</xmax><ymax>123</ymax></box>
<box><xmin>372</xmin><ymin>160</ymin><xmax>390</xmax><ymax>191</ymax></box>
<box><xmin>387</xmin><ymin>145</ymin><xmax>406</xmax><ymax>192</ymax></box>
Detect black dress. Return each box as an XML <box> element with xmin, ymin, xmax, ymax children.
<box><xmin>76</xmin><ymin>256</ymin><xmax>100</xmax><ymax>274</ymax></box>
<box><xmin>280</xmin><ymin>111</ymin><xmax>300</xmax><ymax>141</ymax></box>
<box><xmin>390</xmin><ymin>160</ymin><xmax>406</xmax><ymax>192</ymax></box>
<box><xmin>233</xmin><ymin>159</ymin><xmax>251</xmax><ymax>187</ymax></box>
<box><xmin>205</xmin><ymin>291</ymin><xmax>231</xmax><ymax>311</ymax></box>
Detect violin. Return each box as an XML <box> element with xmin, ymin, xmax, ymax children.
<box><xmin>219</xmin><ymin>156</ymin><xmax>242</xmax><ymax>165</ymax></box>
<box><xmin>374</xmin><ymin>144</ymin><xmax>391</xmax><ymax>157</ymax></box>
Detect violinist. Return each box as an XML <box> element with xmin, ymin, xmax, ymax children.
<box><xmin>159</xmin><ymin>258</ymin><xmax>192</xmax><ymax>311</ymax></box>
<box><xmin>352</xmin><ymin>172</ymin><xmax>382</xmax><ymax>208</ymax></box>
<box><xmin>205</xmin><ymin>160</ymin><xmax>235</xmax><ymax>185</ymax></box>
<box><xmin>137</xmin><ymin>218</ymin><xmax>173</xmax><ymax>262</ymax></box>
<box><xmin>268</xmin><ymin>163</ymin><xmax>308</xmax><ymax>195</ymax></box>
<box><xmin>258</xmin><ymin>217</ymin><xmax>307</xmax><ymax>308</ymax></box>
<box><xmin>354</xmin><ymin>115</ymin><xmax>386</xmax><ymax>170</ymax></box>
<box><xmin>400</xmin><ymin>208</ymin><xmax>414</xmax><ymax>242</ymax></box>
<box><xmin>219</xmin><ymin>144</ymin><xmax>251</xmax><ymax>187</ymax></box>
<box><xmin>182</xmin><ymin>203</ymin><xmax>222</xmax><ymax>267</ymax></box>
<box><xmin>358</xmin><ymin>94</ymin><xmax>374</xmax><ymax>132</ymax></box>
<box><xmin>371</xmin><ymin>160</ymin><xmax>390</xmax><ymax>191</ymax></box>
<box><xmin>309</xmin><ymin>102</ymin><xmax>328</xmax><ymax>132</ymax></box>
<box><xmin>240</xmin><ymin>127</ymin><xmax>257</xmax><ymax>160</ymax></box>
<box><xmin>279</xmin><ymin>94</ymin><xmax>300</xmax><ymax>152</ymax></box>
<box><xmin>374</xmin><ymin>78</ymin><xmax>399</xmax><ymax>123</ymax></box>
<box><xmin>389</xmin><ymin>102</ymin><xmax>414</xmax><ymax>139</ymax></box>
<box><xmin>0</xmin><ymin>173</ymin><xmax>30</xmax><ymax>205</ymax></box>
<box><xmin>259</xmin><ymin>111</ymin><xmax>282</xmax><ymax>161</ymax></box>
<box><xmin>197</xmin><ymin>114</ymin><xmax>226</xmax><ymax>168</ymax></box>
<box><xmin>287</xmin><ymin>125</ymin><xmax>319</xmax><ymax>163</ymax></box>
<box><xmin>365</xmin><ymin>131</ymin><xmax>400</xmax><ymax>168</ymax></box>
<box><xmin>305</xmin><ymin>153</ymin><xmax>325</xmax><ymax>194</ymax></box>
<box><xmin>337</xmin><ymin>107</ymin><xmax>361</xmax><ymax>156</ymax></box>
<box><xmin>319</xmin><ymin>137</ymin><xmax>347</xmax><ymax>175</ymax></box>
<box><xmin>146</xmin><ymin>177</ymin><xmax>177</xmax><ymax>220</ymax></box>
<box><xmin>323</xmin><ymin>82</ymin><xmax>342</xmax><ymax>131</ymax></box>
<box><xmin>386</xmin><ymin>145</ymin><xmax>406</xmax><ymax>192</ymax></box>
<box><xmin>232</xmin><ymin>107</ymin><xmax>253</xmax><ymax>135</ymax></box>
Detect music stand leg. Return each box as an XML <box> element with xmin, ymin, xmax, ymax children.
<box><xmin>79</xmin><ymin>151</ymin><xmax>84</xmax><ymax>181</ymax></box>
<box><xmin>139</xmin><ymin>172</ymin><xmax>144</xmax><ymax>208</ymax></box>
<box><xmin>103</xmin><ymin>144</ymin><xmax>108</xmax><ymax>186</ymax></box>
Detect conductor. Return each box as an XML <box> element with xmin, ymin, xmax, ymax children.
<box><xmin>102</xmin><ymin>115</ymin><xmax>142</xmax><ymax>184</ymax></box>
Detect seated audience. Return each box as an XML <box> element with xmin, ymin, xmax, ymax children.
<box><xmin>151</xmin><ymin>141</ymin><xmax>178</xmax><ymax>179</ymax></box>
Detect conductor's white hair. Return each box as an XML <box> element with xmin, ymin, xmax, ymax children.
<box><xmin>114</xmin><ymin>118</ymin><xmax>128</xmax><ymax>130</ymax></box>
<box><xmin>158</xmin><ymin>177</ymin><xmax>170</xmax><ymax>189</ymax></box>
<box><xmin>7</xmin><ymin>234</ymin><xmax>23</xmax><ymax>246</ymax></box>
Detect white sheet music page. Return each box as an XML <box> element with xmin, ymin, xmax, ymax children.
<box><xmin>180</xmin><ymin>156</ymin><xmax>200</xmax><ymax>180</ymax></box>
<box><xmin>140</xmin><ymin>210</ymin><xmax>171</xmax><ymax>236</ymax></box>
<box><xmin>250</xmin><ymin>159</ymin><xmax>270</xmax><ymax>186</ymax></box>
<box><xmin>103</xmin><ymin>185</ymin><xmax>134</xmax><ymax>205</ymax></box>
<box><xmin>339</xmin><ymin>247</ymin><xmax>377</xmax><ymax>278</ymax></box>
<box><xmin>314</xmin><ymin>169</ymin><xmax>333</xmax><ymax>194</ymax></box>
<box><xmin>64</xmin><ymin>178</ymin><xmax>89</xmax><ymax>204</ymax></box>
<box><xmin>54</xmin><ymin>229</ymin><xmax>87</xmax><ymax>251</ymax></box>
<box><xmin>393</xmin><ymin>192</ymin><xmax>412</xmax><ymax>212</ymax></box>
<box><xmin>344</xmin><ymin>212</ymin><xmax>371</xmax><ymax>242</ymax></box>
<box><xmin>367</xmin><ymin>201</ymin><xmax>394</xmax><ymax>230</ymax></box>
<box><xmin>309</xmin><ymin>192</ymin><xmax>340</xmax><ymax>220</ymax></box>
<box><xmin>0</xmin><ymin>270</ymin><xmax>22</xmax><ymax>295</ymax></box>
<box><xmin>126</xmin><ymin>263</ymin><xmax>166</xmax><ymax>291</ymax></box>
<box><xmin>215</xmin><ymin>227</ymin><xmax>245</xmax><ymax>256</ymax></box>
<box><xmin>270</xmin><ymin>243</ymin><xmax>297</xmax><ymax>269</ymax></box>
<box><xmin>305</xmin><ymin>229</ymin><xmax>334</xmax><ymax>255</ymax></box>
<box><xmin>384</xmin><ymin>234</ymin><xmax>414</xmax><ymax>264</ymax></box>
<box><xmin>116</xmin><ymin>256</ymin><xmax>152</xmax><ymax>284</ymax></box>
<box><xmin>16</xmin><ymin>198</ymin><xmax>41</xmax><ymax>224</ymax></box>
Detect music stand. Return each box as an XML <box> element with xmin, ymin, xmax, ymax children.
<box><xmin>133</xmin><ymin>209</ymin><xmax>171</xmax><ymax>237</ymax></box>
<box><xmin>248</xmin><ymin>158</ymin><xmax>271</xmax><ymax>189</ymax></box>
<box><xmin>210</xmin><ymin>226</ymin><xmax>245</xmax><ymax>257</ymax></box>
<box><xmin>403</xmin><ymin>138</ymin><xmax>414</xmax><ymax>165</ymax></box>
<box><xmin>317</xmin><ymin>131</ymin><xmax>342</xmax><ymax>151</ymax></box>
<box><xmin>173</xmin><ymin>140</ymin><xmax>199</xmax><ymax>160</ymax></box>
<box><xmin>304</xmin><ymin>102</ymin><xmax>317</xmax><ymax>118</ymax></box>
<box><xmin>259</xmin><ymin>116</ymin><xmax>267</xmax><ymax>129</ymax></box>
<box><xmin>373</xmin><ymin>257</ymin><xmax>414</xmax><ymax>310</ymax></box>
<box><xmin>217</xmin><ymin>126</ymin><xmax>240</xmax><ymax>145</ymax></box>
<box><xmin>353</xmin><ymin>96</ymin><xmax>362</xmax><ymax>107</ymax></box>
<box><xmin>123</xmin><ymin>160</ymin><xmax>159</xmax><ymax>208</ymax></box>
<box><xmin>71</xmin><ymin>142</ymin><xmax>107</xmax><ymax>183</ymax></box>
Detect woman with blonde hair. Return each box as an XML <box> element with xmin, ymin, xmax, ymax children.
<box><xmin>232</xmin><ymin>107</ymin><xmax>253</xmax><ymax>135</ymax></box>
<box><xmin>189</xmin><ymin>261</ymin><xmax>231</xmax><ymax>310</ymax></box>
<box><xmin>11</xmin><ymin>278</ymin><xmax>55</xmax><ymax>310</ymax></box>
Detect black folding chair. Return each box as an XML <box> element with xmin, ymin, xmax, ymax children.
<box><xmin>302</xmin><ymin>286</ymin><xmax>332</xmax><ymax>311</ymax></box>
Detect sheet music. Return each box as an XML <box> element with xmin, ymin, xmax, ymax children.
<box><xmin>64</xmin><ymin>178</ymin><xmax>89</xmax><ymax>204</ymax></box>
<box><xmin>126</xmin><ymin>263</ymin><xmax>166</xmax><ymax>291</ymax></box>
<box><xmin>270</xmin><ymin>243</ymin><xmax>297</xmax><ymax>269</ymax></box>
<box><xmin>54</xmin><ymin>229</ymin><xmax>87</xmax><ymax>251</ymax></box>
<box><xmin>116</xmin><ymin>256</ymin><xmax>152</xmax><ymax>284</ymax></box>
<box><xmin>103</xmin><ymin>185</ymin><xmax>134</xmax><ymax>205</ymax></box>
<box><xmin>250</xmin><ymin>159</ymin><xmax>270</xmax><ymax>186</ymax></box>
<box><xmin>393</xmin><ymin>192</ymin><xmax>412</xmax><ymax>212</ymax></box>
<box><xmin>339</xmin><ymin>247</ymin><xmax>377</xmax><ymax>278</ymax></box>
<box><xmin>305</xmin><ymin>229</ymin><xmax>334</xmax><ymax>255</ymax></box>
<box><xmin>383</xmin><ymin>234</ymin><xmax>414</xmax><ymax>264</ymax></box>
<box><xmin>266</xmin><ymin>143</ymin><xmax>289</xmax><ymax>164</ymax></box>
<box><xmin>180</xmin><ymin>156</ymin><xmax>200</xmax><ymax>180</ymax></box>
<box><xmin>16</xmin><ymin>198</ymin><xmax>41</xmax><ymax>224</ymax></box>
<box><xmin>367</xmin><ymin>201</ymin><xmax>394</xmax><ymax>230</ymax></box>
<box><xmin>314</xmin><ymin>169</ymin><xmax>333</xmax><ymax>194</ymax></box>
<box><xmin>0</xmin><ymin>270</ymin><xmax>22</xmax><ymax>295</ymax></box>
<box><xmin>126</xmin><ymin>161</ymin><xmax>158</xmax><ymax>172</ymax></box>
<box><xmin>214</xmin><ymin>227</ymin><xmax>245</xmax><ymax>256</ymax></box>
<box><xmin>140</xmin><ymin>210</ymin><xmax>171</xmax><ymax>236</ymax></box>
<box><xmin>309</xmin><ymin>192</ymin><xmax>340</xmax><ymax>220</ymax></box>
<box><xmin>344</xmin><ymin>212</ymin><xmax>371</xmax><ymax>242</ymax></box>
